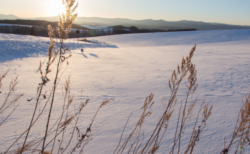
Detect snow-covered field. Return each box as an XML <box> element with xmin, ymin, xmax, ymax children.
<box><xmin>0</xmin><ymin>29</ymin><xmax>250</xmax><ymax>153</ymax></box>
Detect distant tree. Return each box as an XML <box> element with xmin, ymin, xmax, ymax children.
<box><xmin>90</xmin><ymin>30</ymin><xmax>95</xmax><ymax>36</ymax></box>
<box><xmin>76</xmin><ymin>30</ymin><xmax>80</xmax><ymax>42</ymax></box>
<box><xmin>30</xmin><ymin>26</ymin><xmax>36</xmax><ymax>36</ymax></box>
<box><xmin>130</xmin><ymin>26</ymin><xmax>139</xmax><ymax>33</ymax></box>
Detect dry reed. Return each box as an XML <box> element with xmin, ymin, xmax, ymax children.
<box><xmin>1</xmin><ymin>1</ymin><xmax>249</xmax><ymax>154</ymax></box>
<box><xmin>221</xmin><ymin>93</ymin><xmax>250</xmax><ymax>154</ymax></box>
<box><xmin>3</xmin><ymin>0</ymin><xmax>111</xmax><ymax>153</ymax></box>
<box><xmin>0</xmin><ymin>70</ymin><xmax>23</xmax><ymax>127</ymax></box>
<box><xmin>114</xmin><ymin>45</ymin><xmax>213</xmax><ymax>154</ymax></box>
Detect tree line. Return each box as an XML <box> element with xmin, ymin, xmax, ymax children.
<box><xmin>0</xmin><ymin>20</ymin><xmax>196</xmax><ymax>38</ymax></box>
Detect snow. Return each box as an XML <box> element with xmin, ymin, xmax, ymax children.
<box><xmin>0</xmin><ymin>29</ymin><xmax>250</xmax><ymax>153</ymax></box>
<box><xmin>93</xmin><ymin>29</ymin><xmax>250</xmax><ymax>47</ymax></box>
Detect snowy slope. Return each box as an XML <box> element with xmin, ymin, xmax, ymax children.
<box><xmin>0</xmin><ymin>29</ymin><xmax>250</xmax><ymax>153</ymax></box>
<box><xmin>0</xmin><ymin>34</ymin><xmax>117</xmax><ymax>62</ymax></box>
<box><xmin>93</xmin><ymin>29</ymin><xmax>250</xmax><ymax>47</ymax></box>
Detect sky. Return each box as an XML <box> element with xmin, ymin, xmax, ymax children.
<box><xmin>0</xmin><ymin>0</ymin><xmax>250</xmax><ymax>25</ymax></box>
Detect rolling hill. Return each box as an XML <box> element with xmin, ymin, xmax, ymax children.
<box><xmin>0</xmin><ymin>13</ymin><xmax>250</xmax><ymax>30</ymax></box>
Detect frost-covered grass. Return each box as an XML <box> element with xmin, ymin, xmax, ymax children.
<box><xmin>0</xmin><ymin>29</ymin><xmax>250</xmax><ymax>153</ymax></box>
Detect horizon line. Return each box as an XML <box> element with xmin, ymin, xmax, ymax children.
<box><xmin>1</xmin><ymin>13</ymin><xmax>250</xmax><ymax>27</ymax></box>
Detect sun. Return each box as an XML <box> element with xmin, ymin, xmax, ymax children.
<box><xmin>48</xmin><ymin>0</ymin><xmax>66</xmax><ymax>16</ymax></box>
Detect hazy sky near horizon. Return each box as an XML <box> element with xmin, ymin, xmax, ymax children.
<box><xmin>0</xmin><ymin>0</ymin><xmax>250</xmax><ymax>25</ymax></box>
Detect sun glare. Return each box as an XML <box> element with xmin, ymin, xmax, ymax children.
<box><xmin>49</xmin><ymin>0</ymin><xmax>66</xmax><ymax>16</ymax></box>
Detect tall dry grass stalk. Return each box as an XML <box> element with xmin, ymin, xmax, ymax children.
<box><xmin>3</xmin><ymin>0</ymin><xmax>111</xmax><ymax>153</ymax></box>
<box><xmin>221</xmin><ymin>93</ymin><xmax>250</xmax><ymax>154</ymax></box>
<box><xmin>40</xmin><ymin>0</ymin><xmax>78</xmax><ymax>151</ymax></box>
<box><xmin>114</xmin><ymin>45</ymin><xmax>213</xmax><ymax>154</ymax></box>
<box><xmin>0</xmin><ymin>70</ymin><xmax>23</xmax><ymax>127</ymax></box>
<box><xmin>1</xmin><ymin>1</ymin><xmax>249</xmax><ymax>153</ymax></box>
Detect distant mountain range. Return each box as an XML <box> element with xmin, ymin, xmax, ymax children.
<box><xmin>0</xmin><ymin>14</ymin><xmax>20</xmax><ymax>20</ymax></box>
<box><xmin>1</xmin><ymin>13</ymin><xmax>250</xmax><ymax>31</ymax></box>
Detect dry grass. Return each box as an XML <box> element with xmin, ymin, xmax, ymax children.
<box><xmin>0</xmin><ymin>1</ymin><xmax>249</xmax><ymax>154</ymax></box>
<box><xmin>2</xmin><ymin>0</ymin><xmax>111</xmax><ymax>153</ymax></box>
<box><xmin>114</xmin><ymin>45</ymin><xmax>213</xmax><ymax>154</ymax></box>
<box><xmin>221</xmin><ymin>93</ymin><xmax>250</xmax><ymax>154</ymax></box>
<box><xmin>0</xmin><ymin>70</ymin><xmax>23</xmax><ymax>127</ymax></box>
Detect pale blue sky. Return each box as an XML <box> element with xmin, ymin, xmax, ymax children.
<box><xmin>0</xmin><ymin>0</ymin><xmax>249</xmax><ymax>25</ymax></box>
